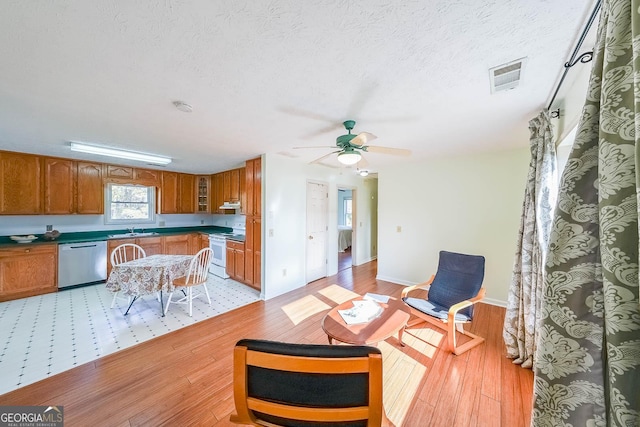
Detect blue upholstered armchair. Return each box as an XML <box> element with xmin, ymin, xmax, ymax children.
<box><xmin>401</xmin><ymin>251</ymin><xmax>486</xmax><ymax>355</ymax></box>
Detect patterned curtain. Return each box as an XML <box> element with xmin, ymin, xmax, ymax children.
<box><xmin>532</xmin><ymin>0</ymin><xmax>640</xmax><ymax>425</ymax></box>
<box><xmin>503</xmin><ymin>111</ymin><xmax>557</xmax><ymax>369</ymax></box>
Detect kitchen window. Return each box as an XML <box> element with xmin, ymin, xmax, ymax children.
<box><xmin>105</xmin><ymin>183</ymin><xmax>155</xmax><ymax>224</ymax></box>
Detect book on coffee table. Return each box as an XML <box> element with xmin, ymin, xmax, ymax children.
<box><xmin>338</xmin><ymin>300</ymin><xmax>383</xmax><ymax>325</ymax></box>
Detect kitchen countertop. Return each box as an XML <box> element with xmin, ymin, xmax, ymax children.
<box><xmin>0</xmin><ymin>225</ymin><xmax>235</xmax><ymax>248</ymax></box>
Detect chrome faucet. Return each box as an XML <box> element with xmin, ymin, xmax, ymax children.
<box><xmin>128</xmin><ymin>227</ymin><xmax>135</xmax><ymax>234</ymax></box>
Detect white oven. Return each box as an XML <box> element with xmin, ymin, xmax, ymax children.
<box><xmin>209</xmin><ymin>223</ymin><xmax>246</xmax><ymax>279</ymax></box>
<box><xmin>209</xmin><ymin>234</ymin><xmax>229</xmax><ymax>278</ymax></box>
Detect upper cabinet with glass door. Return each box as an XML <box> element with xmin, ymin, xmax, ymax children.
<box><xmin>196</xmin><ymin>175</ymin><xmax>210</xmax><ymax>213</ymax></box>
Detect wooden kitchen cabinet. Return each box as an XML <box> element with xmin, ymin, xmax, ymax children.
<box><xmin>0</xmin><ymin>244</ymin><xmax>57</xmax><ymax>301</ymax></box>
<box><xmin>105</xmin><ymin>165</ymin><xmax>134</xmax><ymax>180</ymax></box>
<box><xmin>196</xmin><ymin>176</ymin><xmax>210</xmax><ymax>213</ymax></box>
<box><xmin>44</xmin><ymin>157</ymin><xmax>76</xmax><ymax>214</ymax></box>
<box><xmin>136</xmin><ymin>236</ymin><xmax>163</xmax><ymax>257</ymax></box>
<box><xmin>198</xmin><ymin>233</ymin><xmax>209</xmax><ymax>251</ymax></box>
<box><xmin>230</xmin><ymin>169</ymin><xmax>240</xmax><ymax>202</ymax></box>
<box><xmin>164</xmin><ymin>234</ymin><xmax>191</xmax><ymax>255</ymax></box>
<box><xmin>211</xmin><ymin>173</ymin><xmax>223</xmax><ymax>214</ymax></box>
<box><xmin>134</xmin><ymin>168</ymin><xmax>160</xmax><ymax>186</ymax></box>
<box><xmin>104</xmin><ymin>165</ymin><xmax>159</xmax><ymax>186</ymax></box>
<box><xmin>77</xmin><ymin>161</ymin><xmax>104</xmax><ymax>214</ymax></box>
<box><xmin>244</xmin><ymin>157</ymin><xmax>261</xmax><ymax>290</ymax></box>
<box><xmin>160</xmin><ymin>172</ymin><xmax>195</xmax><ymax>214</ymax></box>
<box><xmin>0</xmin><ymin>151</ymin><xmax>43</xmax><ymax>214</ymax></box>
<box><xmin>160</xmin><ymin>171</ymin><xmax>179</xmax><ymax>213</ymax></box>
<box><xmin>245</xmin><ymin>158</ymin><xmax>261</xmax><ymax>217</ymax></box>
<box><xmin>179</xmin><ymin>173</ymin><xmax>195</xmax><ymax>213</ymax></box>
<box><xmin>226</xmin><ymin>240</ymin><xmax>245</xmax><ymax>282</ymax></box>
<box><xmin>45</xmin><ymin>158</ymin><xmax>104</xmax><ymax>215</ymax></box>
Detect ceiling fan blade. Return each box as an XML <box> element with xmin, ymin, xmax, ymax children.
<box><xmin>349</xmin><ymin>132</ymin><xmax>377</xmax><ymax>147</ymax></box>
<box><xmin>293</xmin><ymin>145</ymin><xmax>336</xmax><ymax>150</ymax></box>
<box><xmin>365</xmin><ymin>146</ymin><xmax>411</xmax><ymax>156</ymax></box>
<box><xmin>309</xmin><ymin>150</ymin><xmax>342</xmax><ymax>165</ymax></box>
<box><xmin>301</xmin><ymin>123</ymin><xmax>344</xmax><ymax>139</ymax></box>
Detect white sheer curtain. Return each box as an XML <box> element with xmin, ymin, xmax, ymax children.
<box><xmin>502</xmin><ymin>110</ymin><xmax>557</xmax><ymax>368</ymax></box>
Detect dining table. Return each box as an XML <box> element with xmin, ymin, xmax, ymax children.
<box><xmin>105</xmin><ymin>254</ymin><xmax>193</xmax><ymax>316</ymax></box>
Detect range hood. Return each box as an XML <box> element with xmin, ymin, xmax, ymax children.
<box><xmin>219</xmin><ymin>202</ymin><xmax>241</xmax><ymax>210</ymax></box>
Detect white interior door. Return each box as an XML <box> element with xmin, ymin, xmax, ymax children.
<box><xmin>306</xmin><ymin>181</ymin><xmax>328</xmax><ymax>283</ymax></box>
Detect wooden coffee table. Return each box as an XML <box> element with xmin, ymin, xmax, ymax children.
<box><xmin>321</xmin><ymin>297</ymin><xmax>411</xmax><ymax>346</ymax></box>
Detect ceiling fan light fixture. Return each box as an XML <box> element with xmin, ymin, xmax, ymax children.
<box><xmin>69</xmin><ymin>141</ymin><xmax>172</xmax><ymax>165</ymax></box>
<box><xmin>338</xmin><ymin>150</ymin><xmax>361</xmax><ymax>165</ymax></box>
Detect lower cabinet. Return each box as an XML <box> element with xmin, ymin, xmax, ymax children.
<box><xmin>226</xmin><ymin>240</ymin><xmax>245</xmax><ymax>282</ymax></box>
<box><xmin>199</xmin><ymin>233</ymin><xmax>209</xmax><ymax>251</ymax></box>
<box><xmin>0</xmin><ymin>244</ymin><xmax>57</xmax><ymax>302</ymax></box>
<box><xmin>164</xmin><ymin>234</ymin><xmax>191</xmax><ymax>255</ymax></box>
<box><xmin>136</xmin><ymin>236</ymin><xmax>163</xmax><ymax>257</ymax></box>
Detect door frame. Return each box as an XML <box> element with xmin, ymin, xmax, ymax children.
<box><xmin>305</xmin><ymin>180</ymin><xmax>329</xmax><ymax>283</ymax></box>
<box><xmin>337</xmin><ymin>185</ymin><xmax>357</xmax><ymax>268</ymax></box>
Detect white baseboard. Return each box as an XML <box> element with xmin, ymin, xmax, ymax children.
<box><xmin>375</xmin><ymin>275</ymin><xmax>507</xmax><ymax>307</ymax></box>
<box><xmin>482</xmin><ymin>297</ymin><xmax>507</xmax><ymax>307</ymax></box>
<box><xmin>375</xmin><ymin>275</ymin><xmax>417</xmax><ymax>286</ymax></box>
<box><xmin>355</xmin><ymin>256</ymin><xmax>377</xmax><ymax>266</ymax></box>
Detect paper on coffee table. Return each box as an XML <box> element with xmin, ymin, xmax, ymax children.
<box><xmin>338</xmin><ymin>299</ymin><xmax>383</xmax><ymax>325</ymax></box>
<box><xmin>363</xmin><ymin>293</ymin><xmax>390</xmax><ymax>304</ymax></box>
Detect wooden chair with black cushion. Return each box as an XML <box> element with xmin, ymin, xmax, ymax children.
<box><xmin>230</xmin><ymin>339</ymin><xmax>395</xmax><ymax>427</ymax></box>
<box><xmin>401</xmin><ymin>250</ymin><xmax>486</xmax><ymax>355</ymax></box>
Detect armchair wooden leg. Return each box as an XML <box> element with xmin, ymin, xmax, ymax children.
<box><xmin>447</xmin><ymin>322</ymin><xmax>485</xmax><ymax>356</ymax></box>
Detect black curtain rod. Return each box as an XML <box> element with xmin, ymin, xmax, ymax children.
<box><xmin>548</xmin><ymin>0</ymin><xmax>602</xmax><ymax>118</ymax></box>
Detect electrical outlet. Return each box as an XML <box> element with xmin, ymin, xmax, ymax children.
<box><xmin>269</xmin><ymin>229</ymin><xmax>274</xmax><ymax>237</ymax></box>
<box><xmin>46</xmin><ymin>225</ymin><xmax>53</xmax><ymax>231</ymax></box>
<box><xmin>396</xmin><ymin>226</ymin><xmax>402</xmax><ymax>232</ymax></box>
<box><xmin>282</xmin><ymin>268</ymin><xmax>287</xmax><ymax>277</ymax></box>
<box><xmin>200</xmin><ymin>220</ymin><xmax>205</xmax><ymax>225</ymax></box>
<box><xmin>159</xmin><ymin>220</ymin><xmax>166</xmax><ymax>227</ymax></box>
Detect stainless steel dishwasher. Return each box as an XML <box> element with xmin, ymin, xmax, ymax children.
<box><xmin>58</xmin><ymin>241</ymin><xmax>108</xmax><ymax>289</ymax></box>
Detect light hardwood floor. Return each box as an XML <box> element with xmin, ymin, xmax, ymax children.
<box><xmin>0</xmin><ymin>261</ymin><xmax>533</xmax><ymax>426</ymax></box>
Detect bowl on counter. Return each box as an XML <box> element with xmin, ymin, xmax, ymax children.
<box><xmin>10</xmin><ymin>235</ymin><xmax>38</xmax><ymax>243</ymax></box>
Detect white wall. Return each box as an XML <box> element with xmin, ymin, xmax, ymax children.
<box><xmin>376</xmin><ymin>147</ymin><xmax>530</xmax><ymax>304</ymax></box>
<box><xmin>0</xmin><ymin>212</ymin><xmax>216</xmax><ymax>236</ymax></box>
<box><xmin>262</xmin><ymin>153</ymin><xmax>376</xmax><ymax>300</ymax></box>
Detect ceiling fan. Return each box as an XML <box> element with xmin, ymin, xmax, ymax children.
<box><xmin>294</xmin><ymin>120</ymin><xmax>411</xmax><ymax>167</ymax></box>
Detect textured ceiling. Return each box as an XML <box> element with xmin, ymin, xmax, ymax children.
<box><xmin>0</xmin><ymin>0</ymin><xmax>598</xmax><ymax>174</ymax></box>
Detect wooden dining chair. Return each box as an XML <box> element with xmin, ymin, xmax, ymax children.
<box><xmin>230</xmin><ymin>339</ymin><xmax>394</xmax><ymax>427</ymax></box>
<box><xmin>164</xmin><ymin>247</ymin><xmax>213</xmax><ymax>316</ymax></box>
<box><xmin>109</xmin><ymin>243</ymin><xmax>146</xmax><ymax>308</ymax></box>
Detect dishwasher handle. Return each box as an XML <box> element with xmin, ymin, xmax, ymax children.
<box><xmin>60</xmin><ymin>243</ymin><xmax>101</xmax><ymax>250</ymax></box>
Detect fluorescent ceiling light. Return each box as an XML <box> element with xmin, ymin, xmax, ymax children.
<box><xmin>337</xmin><ymin>150</ymin><xmax>361</xmax><ymax>165</ymax></box>
<box><xmin>69</xmin><ymin>142</ymin><xmax>172</xmax><ymax>165</ymax></box>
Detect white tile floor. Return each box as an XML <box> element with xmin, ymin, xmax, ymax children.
<box><xmin>0</xmin><ymin>276</ymin><xmax>260</xmax><ymax>396</ymax></box>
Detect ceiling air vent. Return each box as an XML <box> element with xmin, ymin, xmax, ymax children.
<box><xmin>489</xmin><ymin>58</ymin><xmax>527</xmax><ymax>93</ymax></box>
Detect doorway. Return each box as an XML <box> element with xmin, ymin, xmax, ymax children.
<box><xmin>305</xmin><ymin>181</ymin><xmax>328</xmax><ymax>283</ymax></box>
<box><xmin>337</xmin><ymin>187</ymin><xmax>355</xmax><ymax>271</ymax></box>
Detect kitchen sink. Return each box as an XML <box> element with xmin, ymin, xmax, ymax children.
<box><xmin>108</xmin><ymin>232</ymin><xmax>159</xmax><ymax>239</ymax></box>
